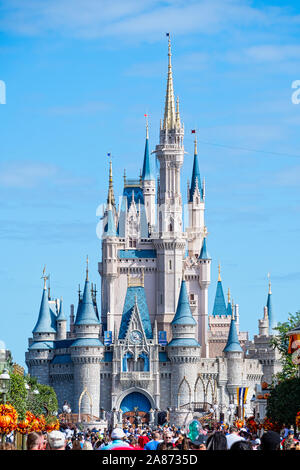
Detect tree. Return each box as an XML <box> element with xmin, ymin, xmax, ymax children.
<box><xmin>6</xmin><ymin>373</ymin><xmax>58</xmax><ymax>419</ymax></box>
<box><xmin>270</xmin><ymin>311</ymin><xmax>300</xmax><ymax>382</ymax></box>
<box><xmin>266</xmin><ymin>377</ymin><xmax>300</xmax><ymax>428</ymax></box>
<box><xmin>6</xmin><ymin>373</ymin><xmax>27</xmax><ymax>420</ymax></box>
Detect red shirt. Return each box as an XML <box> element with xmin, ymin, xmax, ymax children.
<box><xmin>138</xmin><ymin>435</ymin><xmax>150</xmax><ymax>449</ymax></box>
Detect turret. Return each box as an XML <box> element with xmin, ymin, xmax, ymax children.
<box><xmin>142</xmin><ymin>116</ymin><xmax>156</xmax><ymax>230</ymax></box>
<box><xmin>223</xmin><ymin>312</ymin><xmax>243</xmax><ymax>402</ymax></box>
<box><xmin>259</xmin><ymin>306</ymin><xmax>269</xmax><ymax>336</ymax></box>
<box><xmin>211</xmin><ymin>263</ymin><xmax>227</xmax><ymax>316</ymax></box>
<box><xmin>168</xmin><ymin>279</ymin><xmax>200</xmax><ymax>417</ymax></box>
<box><xmin>56</xmin><ymin>297</ymin><xmax>67</xmax><ymax>341</ymax></box>
<box><xmin>186</xmin><ymin>133</ymin><xmax>206</xmax><ymax>256</ymax></box>
<box><xmin>198</xmin><ymin>235</ymin><xmax>211</xmax><ymax>357</ymax></box>
<box><xmin>32</xmin><ymin>268</ymin><xmax>57</xmax><ymax>342</ymax></box>
<box><xmin>74</xmin><ymin>257</ymin><xmax>101</xmax><ymax>339</ymax></box>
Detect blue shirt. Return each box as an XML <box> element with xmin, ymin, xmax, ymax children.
<box><xmin>144</xmin><ymin>440</ymin><xmax>160</xmax><ymax>450</ymax></box>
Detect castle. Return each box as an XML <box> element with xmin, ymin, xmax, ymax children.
<box><xmin>26</xmin><ymin>39</ymin><xmax>281</xmax><ymax>426</ymax></box>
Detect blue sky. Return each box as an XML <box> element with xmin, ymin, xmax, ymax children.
<box><xmin>1</xmin><ymin>0</ymin><xmax>300</xmax><ymax>368</ymax></box>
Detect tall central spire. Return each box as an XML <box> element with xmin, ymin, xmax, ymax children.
<box><xmin>107</xmin><ymin>157</ymin><xmax>115</xmax><ymax>208</ymax></box>
<box><xmin>163</xmin><ymin>36</ymin><xmax>176</xmax><ymax>130</ymax></box>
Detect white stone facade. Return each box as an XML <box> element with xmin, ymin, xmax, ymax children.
<box><xmin>25</xmin><ymin>40</ymin><xmax>281</xmax><ymax>426</ymax></box>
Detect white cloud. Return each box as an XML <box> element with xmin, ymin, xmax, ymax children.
<box><xmin>0</xmin><ymin>0</ymin><xmax>290</xmax><ymax>40</ymax></box>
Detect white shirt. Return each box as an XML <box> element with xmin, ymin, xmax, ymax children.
<box><xmin>226</xmin><ymin>433</ymin><xmax>245</xmax><ymax>449</ymax></box>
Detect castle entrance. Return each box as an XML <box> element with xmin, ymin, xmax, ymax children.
<box><xmin>120</xmin><ymin>392</ymin><xmax>151</xmax><ymax>426</ymax></box>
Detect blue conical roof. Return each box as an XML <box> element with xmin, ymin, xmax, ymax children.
<box><xmin>142</xmin><ymin>136</ymin><xmax>154</xmax><ymax>181</ymax></box>
<box><xmin>223</xmin><ymin>318</ymin><xmax>242</xmax><ymax>353</ymax></box>
<box><xmin>267</xmin><ymin>291</ymin><xmax>276</xmax><ymax>335</ymax></box>
<box><xmin>199</xmin><ymin>237</ymin><xmax>210</xmax><ymax>259</ymax></box>
<box><xmin>189</xmin><ymin>151</ymin><xmax>202</xmax><ymax>202</ymax></box>
<box><xmin>104</xmin><ymin>208</ymin><xmax>117</xmax><ymax>237</ymax></box>
<box><xmin>226</xmin><ymin>301</ymin><xmax>232</xmax><ymax>317</ymax></box>
<box><xmin>33</xmin><ymin>287</ymin><xmax>57</xmax><ymax>334</ymax></box>
<box><xmin>56</xmin><ymin>299</ymin><xmax>66</xmax><ymax>321</ymax></box>
<box><xmin>171</xmin><ymin>280</ymin><xmax>196</xmax><ymax>325</ymax></box>
<box><xmin>75</xmin><ymin>279</ymin><xmax>100</xmax><ymax>325</ymax></box>
<box><xmin>212</xmin><ymin>281</ymin><xmax>227</xmax><ymax>316</ymax></box>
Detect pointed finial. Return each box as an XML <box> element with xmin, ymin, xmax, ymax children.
<box><xmin>227</xmin><ymin>288</ymin><xmax>231</xmax><ymax>303</ymax></box>
<box><xmin>194</xmin><ymin>133</ymin><xmax>198</xmax><ymax>156</ymax></box>
<box><xmin>86</xmin><ymin>255</ymin><xmax>89</xmax><ymax>281</ymax></box>
<box><xmin>163</xmin><ymin>33</ymin><xmax>176</xmax><ymax>130</ymax></box>
<box><xmin>267</xmin><ymin>272</ymin><xmax>271</xmax><ymax>294</ymax></box>
<box><xmin>123</xmin><ymin>168</ymin><xmax>126</xmax><ymax>185</ymax></box>
<box><xmin>41</xmin><ymin>265</ymin><xmax>49</xmax><ymax>290</ymax></box>
<box><xmin>231</xmin><ymin>298</ymin><xmax>235</xmax><ymax>320</ymax></box>
<box><xmin>78</xmin><ymin>284</ymin><xmax>81</xmax><ymax>300</ymax></box>
<box><xmin>144</xmin><ymin>114</ymin><xmax>149</xmax><ymax>139</ymax></box>
<box><xmin>106</xmin><ymin>155</ymin><xmax>115</xmax><ymax>207</ymax></box>
<box><xmin>218</xmin><ymin>262</ymin><xmax>221</xmax><ymax>282</ymax></box>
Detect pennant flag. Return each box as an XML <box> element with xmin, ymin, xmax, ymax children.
<box><xmin>191</xmin><ymin>129</ymin><xmax>196</xmax><ymax>134</ymax></box>
<box><xmin>166</xmin><ymin>32</ymin><xmax>170</xmax><ymax>37</ymax></box>
<box><xmin>107</xmin><ymin>153</ymin><xmax>111</xmax><ymax>157</ymax></box>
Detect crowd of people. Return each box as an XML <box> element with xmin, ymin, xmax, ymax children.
<box><xmin>0</xmin><ymin>421</ymin><xmax>299</xmax><ymax>451</ymax></box>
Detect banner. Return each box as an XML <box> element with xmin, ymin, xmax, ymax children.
<box><xmin>104</xmin><ymin>331</ymin><xmax>112</xmax><ymax>345</ymax></box>
<box><xmin>158</xmin><ymin>331</ymin><xmax>167</xmax><ymax>346</ymax></box>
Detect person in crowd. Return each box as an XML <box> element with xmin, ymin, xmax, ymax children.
<box><xmin>260</xmin><ymin>431</ymin><xmax>281</xmax><ymax>451</ymax></box>
<box><xmin>71</xmin><ymin>439</ymin><xmax>82</xmax><ymax>450</ymax></box>
<box><xmin>47</xmin><ymin>431</ymin><xmax>67</xmax><ymax>451</ymax></box>
<box><xmin>26</xmin><ymin>432</ymin><xmax>44</xmax><ymax>451</ymax></box>
<box><xmin>82</xmin><ymin>441</ymin><xmax>93</xmax><ymax>450</ymax></box>
<box><xmin>138</xmin><ymin>430</ymin><xmax>150</xmax><ymax>449</ymax></box>
<box><xmin>144</xmin><ymin>432</ymin><xmax>162</xmax><ymax>450</ymax></box>
<box><xmin>99</xmin><ymin>428</ymin><xmax>130</xmax><ymax>450</ymax></box>
<box><xmin>206</xmin><ymin>431</ymin><xmax>227</xmax><ymax>450</ymax></box>
<box><xmin>281</xmin><ymin>430</ymin><xmax>298</xmax><ymax>450</ymax></box>
<box><xmin>230</xmin><ymin>440</ymin><xmax>253</xmax><ymax>450</ymax></box>
<box><xmin>157</xmin><ymin>431</ymin><xmax>177</xmax><ymax>450</ymax></box>
<box><xmin>225</xmin><ymin>425</ymin><xmax>245</xmax><ymax>449</ymax></box>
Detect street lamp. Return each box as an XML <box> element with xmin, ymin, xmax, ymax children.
<box><xmin>0</xmin><ymin>369</ymin><xmax>10</xmax><ymax>404</ymax></box>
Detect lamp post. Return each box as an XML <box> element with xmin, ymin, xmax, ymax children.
<box><xmin>0</xmin><ymin>369</ymin><xmax>10</xmax><ymax>404</ymax></box>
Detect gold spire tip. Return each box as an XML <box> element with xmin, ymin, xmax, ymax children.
<box><xmin>227</xmin><ymin>288</ymin><xmax>231</xmax><ymax>303</ymax></box>
<box><xmin>86</xmin><ymin>255</ymin><xmax>89</xmax><ymax>281</ymax></box>
<box><xmin>218</xmin><ymin>262</ymin><xmax>221</xmax><ymax>282</ymax></box>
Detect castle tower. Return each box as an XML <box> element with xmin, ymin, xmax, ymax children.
<box><xmin>266</xmin><ymin>275</ymin><xmax>276</xmax><ymax>335</ymax></box>
<box><xmin>71</xmin><ymin>258</ymin><xmax>104</xmax><ymax>417</ymax></box>
<box><xmin>56</xmin><ymin>297</ymin><xmax>67</xmax><ymax>341</ymax></box>
<box><xmin>142</xmin><ymin>117</ymin><xmax>156</xmax><ymax>230</ymax></box>
<box><xmin>100</xmin><ymin>162</ymin><xmax>119</xmax><ymax>332</ymax></box>
<box><xmin>198</xmin><ymin>236</ymin><xmax>211</xmax><ymax>356</ymax></box>
<box><xmin>223</xmin><ymin>311</ymin><xmax>243</xmax><ymax>403</ymax></box>
<box><xmin>211</xmin><ymin>263</ymin><xmax>227</xmax><ymax>317</ymax></box>
<box><xmin>186</xmin><ymin>134</ymin><xmax>206</xmax><ymax>257</ymax></box>
<box><xmin>153</xmin><ymin>37</ymin><xmax>186</xmax><ymax>336</ymax></box>
<box><xmin>168</xmin><ymin>279</ymin><xmax>200</xmax><ymax>422</ymax></box>
<box><xmin>26</xmin><ymin>270</ymin><xmax>57</xmax><ymax>385</ymax></box>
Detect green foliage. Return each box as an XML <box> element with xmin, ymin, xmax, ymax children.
<box><xmin>6</xmin><ymin>373</ymin><xmax>27</xmax><ymax>420</ymax></box>
<box><xmin>6</xmin><ymin>372</ymin><xmax>58</xmax><ymax>419</ymax></box>
<box><xmin>270</xmin><ymin>311</ymin><xmax>300</xmax><ymax>382</ymax></box>
<box><xmin>266</xmin><ymin>377</ymin><xmax>300</xmax><ymax>427</ymax></box>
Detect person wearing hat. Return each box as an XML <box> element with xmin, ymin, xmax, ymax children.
<box><xmin>98</xmin><ymin>427</ymin><xmax>130</xmax><ymax>450</ymax></box>
<box><xmin>47</xmin><ymin>431</ymin><xmax>67</xmax><ymax>451</ymax></box>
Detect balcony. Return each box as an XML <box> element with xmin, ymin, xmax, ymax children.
<box><xmin>120</xmin><ymin>372</ymin><xmax>151</xmax><ymax>381</ymax></box>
